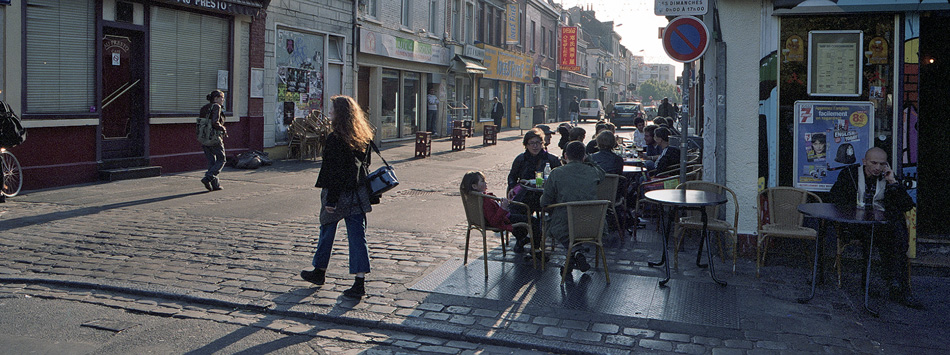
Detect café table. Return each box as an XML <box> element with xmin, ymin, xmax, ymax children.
<box><xmin>622</xmin><ymin>165</ymin><xmax>645</xmax><ymax>174</ymax></box>
<box><xmin>623</xmin><ymin>158</ymin><xmax>645</xmax><ymax>167</ymax></box>
<box><xmin>797</xmin><ymin>203</ymin><xmax>887</xmax><ymax>316</ymax></box>
<box><xmin>644</xmin><ymin>189</ymin><xmax>728</xmax><ymax>286</ymax></box>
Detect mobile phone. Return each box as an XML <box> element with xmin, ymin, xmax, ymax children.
<box><xmin>880</xmin><ymin>163</ymin><xmax>890</xmax><ymax>181</ymax></box>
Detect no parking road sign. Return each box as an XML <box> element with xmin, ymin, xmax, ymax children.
<box><xmin>662</xmin><ymin>16</ymin><xmax>709</xmax><ymax>63</ymax></box>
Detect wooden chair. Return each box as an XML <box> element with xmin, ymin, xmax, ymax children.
<box><xmin>756</xmin><ymin>187</ymin><xmax>823</xmax><ymax>277</ymax></box>
<box><xmin>541</xmin><ymin>200</ymin><xmax>612</xmax><ymax>283</ymax></box>
<box><xmin>672</xmin><ymin>181</ymin><xmax>739</xmax><ymax>273</ymax></box>
<box><xmin>461</xmin><ymin>191</ymin><xmax>538</xmax><ymax>277</ymax></box>
<box><xmin>597</xmin><ymin>174</ymin><xmax>628</xmax><ymax>244</ymax></box>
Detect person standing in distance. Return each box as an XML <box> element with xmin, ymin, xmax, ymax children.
<box><xmin>199</xmin><ymin>90</ymin><xmax>228</xmax><ymax>191</ymax></box>
<box><xmin>569</xmin><ymin>96</ymin><xmax>580</xmax><ymax>125</ymax></box>
<box><xmin>491</xmin><ymin>97</ymin><xmax>505</xmax><ymax>127</ymax></box>
<box><xmin>426</xmin><ymin>88</ymin><xmax>439</xmax><ymax>137</ymax></box>
<box><xmin>302</xmin><ymin>95</ymin><xmax>376</xmax><ymax>299</ymax></box>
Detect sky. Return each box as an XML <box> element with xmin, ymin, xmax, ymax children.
<box><xmin>563</xmin><ymin>0</ymin><xmax>685</xmax><ymax>74</ymax></box>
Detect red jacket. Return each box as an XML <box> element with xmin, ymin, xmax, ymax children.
<box><xmin>482</xmin><ymin>193</ymin><xmax>513</xmax><ymax>232</ymax></box>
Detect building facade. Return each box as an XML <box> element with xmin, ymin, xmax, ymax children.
<box><xmin>3</xmin><ymin>0</ymin><xmax>266</xmax><ymax>190</ymax></box>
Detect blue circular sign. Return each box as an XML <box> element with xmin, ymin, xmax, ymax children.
<box><xmin>662</xmin><ymin>16</ymin><xmax>710</xmax><ymax>63</ymax></box>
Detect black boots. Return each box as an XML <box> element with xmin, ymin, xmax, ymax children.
<box><xmin>343</xmin><ymin>277</ymin><xmax>366</xmax><ymax>298</ymax></box>
<box><xmin>201</xmin><ymin>177</ymin><xmax>213</xmax><ymax>191</ymax></box>
<box><xmin>300</xmin><ymin>268</ymin><xmax>326</xmax><ymax>285</ymax></box>
<box><xmin>202</xmin><ymin>176</ymin><xmax>223</xmax><ymax>191</ymax></box>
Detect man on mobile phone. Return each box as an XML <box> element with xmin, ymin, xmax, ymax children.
<box><xmin>829</xmin><ymin>147</ymin><xmax>921</xmax><ymax>309</ymax></box>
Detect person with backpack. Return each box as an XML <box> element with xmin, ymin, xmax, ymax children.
<box><xmin>197</xmin><ymin>90</ymin><xmax>228</xmax><ymax>191</ymax></box>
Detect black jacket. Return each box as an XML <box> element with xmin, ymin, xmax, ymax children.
<box><xmin>653</xmin><ymin>145</ymin><xmax>681</xmax><ymax>174</ymax></box>
<box><xmin>507</xmin><ymin>150</ymin><xmax>561</xmax><ymax>191</ymax></box>
<box><xmin>491</xmin><ymin>102</ymin><xmax>505</xmax><ymax>119</ymax></box>
<box><xmin>829</xmin><ymin>165</ymin><xmax>913</xmax><ymax>218</ymax></box>
<box><xmin>315</xmin><ymin>132</ymin><xmax>370</xmax><ymax>205</ymax></box>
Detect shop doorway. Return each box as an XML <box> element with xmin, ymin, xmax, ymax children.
<box><xmin>917</xmin><ymin>13</ymin><xmax>950</xmax><ymax>236</ymax></box>
<box><xmin>100</xmin><ymin>27</ymin><xmax>146</xmax><ymax>160</ymax></box>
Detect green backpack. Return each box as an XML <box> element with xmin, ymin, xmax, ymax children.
<box><xmin>196</xmin><ymin>104</ymin><xmax>223</xmax><ymax>146</ymax></box>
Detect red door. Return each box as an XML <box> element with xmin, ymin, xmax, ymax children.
<box><xmin>100</xmin><ymin>28</ymin><xmax>145</xmax><ymax>160</ymax></box>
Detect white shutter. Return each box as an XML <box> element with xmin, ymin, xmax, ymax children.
<box><xmin>150</xmin><ymin>7</ymin><xmax>229</xmax><ymax>113</ymax></box>
<box><xmin>25</xmin><ymin>0</ymin><xmax>95</xmax><ymax>113</ymax></box>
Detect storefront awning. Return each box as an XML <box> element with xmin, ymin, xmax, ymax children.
<box><xmin>153</xmin><ymin>0</ymin><xmax>269</xmax><ymax>16</ymax></box>
<box><xmin>451</xmin><ymin>56</ymin><xmax>487</xmax><ymax>74</ymax></box>
<box><xmin>565</xmin><ymin>84</ymin><xmax>588</xmax><ymax>91</ymax></box>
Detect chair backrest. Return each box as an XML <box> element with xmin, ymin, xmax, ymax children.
<box><xmin>565</xmin><ymin>200</ymin><xmax>611</xmax><ymax>242</ymax></box>
<box><xmin>677</xmin><ymin>181</ymin><xmax>739</xmax><ymax>225</ymax></box>
<box><xmin>597</xmin><ymin>174</ymin><xmax>621</xmax><ymax>203</ymax></box>
<box><xmin>460</xmin><ymin>190</ymin><xmax>487</xmax><ymax>229</ymax></box>
<box><xmin>760</xmin><ymin>187</ymin><xmax>822</xmax><ymax>228</ymax></box>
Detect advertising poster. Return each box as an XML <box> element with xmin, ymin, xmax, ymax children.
<box><xmin>276</xmin><ymin>28</ymin><xmax>325</xmax><ymax>142</ymax></box>
<box><xmin>793</xmin><ymin>101</ymin><xmax>874</xmax><ymax>192</ymax></box>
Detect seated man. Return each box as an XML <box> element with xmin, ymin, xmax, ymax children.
<box><xmin>590</xmin><ymin>130</ymin><xmax>623</xmax><ymax>175</ymax></box>
<box><xmin>829</xmin><ymin>147</ymin><xmax>921</xmax><ymax>309</ymax></box>
<box><xmin>541</xmin><ymin>141</ymin><xmax>606</xmax><ymax>273</ymax></box>
<box><xmin>639</xmin><ymin>125</ymin><xmax>661</xmax><ymax>170</ymax></box>
<box><xmin>649</xmin><ymin>127</ymin><xmax>680</xmax><ymax>176</ymax></box>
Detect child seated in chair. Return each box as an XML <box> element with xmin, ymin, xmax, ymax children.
<box><xmin>461</xmin><ymin>171</ymin><xmax>541</xmax><ymax>254</ymax></box>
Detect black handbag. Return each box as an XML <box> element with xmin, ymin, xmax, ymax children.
<box><xmin>364</xmin><ymin>141</ymin><xmax>398</xmax><ymax>199</ymax></box>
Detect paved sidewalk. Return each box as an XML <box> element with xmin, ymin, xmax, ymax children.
<box><xmin>1</xmin><ymin>126</ymin><xmax>948</xmax><ymax>354</ymax></box>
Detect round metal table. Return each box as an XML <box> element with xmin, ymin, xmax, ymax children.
<box><xmin>644</xmin><ymin>189</ymin><xmax>728</xmax><ymax>286</ymax></box>
<box><xmin>798</xmin><ymin>203</ymin><xmax>887</xmax><ymax>315</ymax></box>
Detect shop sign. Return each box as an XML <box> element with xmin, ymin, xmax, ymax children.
<box><xmin>482</xmin><ymin>44</ymin><xmax>534</xmax><ymax>83</ymax></box>
<box><xmin>561</xmin><ymin>71</ymin><xmax>590</xmax><ymax>87</ymax></box>
<box><xmin>559</xmin><ymin>27</ymin><xmax>580</xmax><ymax>72</ymax></box>
<box><xmin>360</xmin><ymin>28</ymin><xmax>451</xmax><ymax>66</ymax></box>
<box><xmin>153</xmin><ymin>0</ymin><xmax>265</xmax><ymax>16</ymax></box>
<box><xmin>464</xmin><ymin>45</ymin><xmax>485</xmax><ymax>60</ymax></box>
<box><xmin>506</xmin><ymin>3</ymin><xmax>520</xmax><ymax>44</ymax></box>
<box><xmin>793</xmin><ymin>100</ymin><xmax>874</xmax><ymax>192</ymax></box>
<box><xmin>655</xmin><ymin>0</ymin><xmax>707</xmax><ymax>16</ymax></box>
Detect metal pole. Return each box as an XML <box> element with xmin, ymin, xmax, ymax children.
<box><xmin>679</xmin><ymin>62</ymin><xmax>690</xmax><ymax>185</ymax></box>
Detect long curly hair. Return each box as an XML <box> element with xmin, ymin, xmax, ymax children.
<box><xmin>329</xmin><ymin>95</ymin><xmax>374</xmax><ymax>151</ymax></box>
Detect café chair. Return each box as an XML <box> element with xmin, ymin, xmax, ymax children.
<box><xmin>541</xmin><ymin>200</ymin><xmax>612</xmax><ymax>283</ymax></box>
<box><xmin>633</xmin><ymin>166</ymin><xmax>703</xmax><ymax>232</ymax></box>
<box><xmin>756</xmin><ymin>187</ymin><xmax>822</xmax><ymax>278</ymax></box>
<box><xmin>460</xmin><ymin>191</ymin><xmax>538</xmax><ymax>277</ymax></box>
<box><xmin>597</xmin><ymin>174</ymin><xmax>628</xmax><ymax>243</ymax></box>
<box><xmin>834</xmin><ymin>208</ymin><xmax>916</xmax><ymax>288</ymax></box>
<box><xmin>672</xmin><ymin>181</ymin><xmax>739</xmax><ymax>273</ymax></box>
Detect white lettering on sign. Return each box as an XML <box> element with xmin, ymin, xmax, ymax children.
<box><xmin>655</xmin><ymin>0</ymin><xmax>707</xmax><ymax>16</ymax></box>
<box><xmin>171</xmin><ymin>0</ymin><xmax>230</xmax><ymax>11</ymax></box>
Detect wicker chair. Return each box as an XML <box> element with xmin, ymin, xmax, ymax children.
<box><xmin>672</xmin><ymin>181</ymin><xmax>739</xmax><ymax>273</ymax></box>
<box><xmin>542</xmin><ymin>200</ymin><xmax>612</xmax><ymax>283</ymax></box>
<box><xmin>756</xmin><ymin>187</ymin><xmax>822</xmax><ymax>277</ymax></box>
<box><xmin>460</xmin><ymin>191</ymin><xmax>538</xmax><ymax>277</ymax></box>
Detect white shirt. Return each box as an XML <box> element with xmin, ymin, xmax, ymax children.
<box><xmin>427</xmin><ymin>94</ymin><xmax>438</xmax><ymax>111</ymax></box>
<box><xmin>632</xmin><ymin>130</ymin><xmax>646</xmax><ymax>148</ymax></box>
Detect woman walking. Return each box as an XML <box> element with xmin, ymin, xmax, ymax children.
<box><xmin>301</xmin><ymin>95</ymin><xmax>375</xmax><ymax>298</ymax></box>
<box><xmin>199</xmin><ymin>90</ymin><xmax>228</xmax><ymax>191</ymax></box>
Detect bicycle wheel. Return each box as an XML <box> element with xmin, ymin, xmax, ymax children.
<box><xmin>1</xmin><ymin>149</ymin><xmax>22</xmax><ymax>197</ymax></box>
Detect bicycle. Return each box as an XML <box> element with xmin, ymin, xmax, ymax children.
<box><xmin>1</xmin><ymin>146</ymin><xmax>22</xmax><ymax>201</ymax></box>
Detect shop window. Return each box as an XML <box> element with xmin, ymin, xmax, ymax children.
<box><xmin>150</xmin><ymin>7</ymin><xmax>229</xmax><ymax>113</ymax></box>
<box><xmin>381</xmin><ymin>69</ymin><xmax>400</xmax><ymax>139</ymax></box>
<box><xmin>402</xmin><ymin>72</ymin><xmax>420</xmax><ymax>136</ymax></box>
<box><xmin>25</xmin><ymin>0</ymin><xmax>96</xmax><ymax>113</ymax></box>
<box><xmin>273</xmin><ymin>28</ymin><xmax>326</xmax><ymax>142</ymax></box>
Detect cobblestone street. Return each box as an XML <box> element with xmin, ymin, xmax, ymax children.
<box><xmin>1</xmin><ymin>126</ymin><xmax>948</xmax><ymax>354</ymax></box>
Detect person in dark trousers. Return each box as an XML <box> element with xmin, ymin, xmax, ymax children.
<box><xmin>657</xmin><ymin>97</ymin><xmax>675</xmax><ymax>118</ymax></box>
<box><xmin>649</xmin><ymin>127</ymin><xmax>680</xmax><ymax>176</ymax></box>
<box><xmin>829</xmin><ymin>147</ymin><xmax>922</xmax><ymax>309</ymax></box>
<box><xmin>302</xmin><ymin>95</ymin><xmax>376</xmax><ymax>299</ymax></box>
<box><xmin>199</xmin><ymin>90</ymin><xmax>228</xmax><ymax>191</ymax></box>
<box><xmin>491</xmin><ymin>97</ymin><xmax>505</xmax><ymax>127</ymax></box>
<box><xmin>569</xmin><ymin>96</ymin><xmax>580</xmax><ymax>125</ymax></box>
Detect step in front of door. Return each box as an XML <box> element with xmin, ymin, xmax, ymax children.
<box><xmin>98</xmin><ymin>166</ymin><xmax>162</xmax><ymax>181</ymax></box>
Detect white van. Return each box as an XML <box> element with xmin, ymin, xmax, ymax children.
<box><xmin>578</xmin><ymin>99</ymin><xmax>604</xmax><ymax>122</ymax></box>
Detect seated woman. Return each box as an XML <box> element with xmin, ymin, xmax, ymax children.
<box><xmin>556</xmin><ymin>123</ymin><xmax>573</xmax><ymax>151</ymax></box>
<box><xmin>507</xmin><ymin>128</ymin><xmax>562</xmax><ymax>213</ymax></box>
<box><xmin>462</xmin><ymin>171</ymin><xmax>541</xmax><ymax>253</ymax></box>
<box><xmin>590</xmin><ymin>130</ymin><xmax>623</xmax><ymax>175</ymax></box>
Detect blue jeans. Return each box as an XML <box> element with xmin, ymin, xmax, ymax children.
<box><xmin>312</xmin><ymin>213</ymin><xmax>370</xmax><ymax>274</ymax></box>
<box><xmin>202</xmin><ymin>143</ymin><xmax>225</xmax><ymax>182</ymax></box>
<box><xmin>570</xmin><ymin>112</ymin><xmax>578</xmax><ymax>124</ymax></box>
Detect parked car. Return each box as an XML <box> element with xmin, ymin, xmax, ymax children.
<box><xmin>643</xmin><ymin>105</ymin><xmax>658</xmax><ymax>121</ymax></box>
<box><xmin>578</xmin><ymin>99</ymin><xmax>604</xmax><ymax>122</ymax></box>
<box><xmin>609</xmin><ymin>102</ymin><xmax>643</xmax><ymax>128</ymax></box>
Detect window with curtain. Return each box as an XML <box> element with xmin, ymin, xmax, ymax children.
<box><xmin>25</xmin><ymin>0</ymin><xmax>95</xmax><ymax>113</ymax></box>
<box><xmin>150</xmin><ymin>7</ymin><xmax>229</xmax><ymax>113</ymax></box>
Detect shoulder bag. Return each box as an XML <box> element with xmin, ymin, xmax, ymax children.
<box><xmin>364</xmin><ymin>141</ymin><xmax>399</xmax><ymax>201</ymax></box>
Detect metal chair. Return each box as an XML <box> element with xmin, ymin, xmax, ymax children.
<box><xmin>672</xmin><ymin>181</ymin><xmax>740</xmax><ymax>273</ymax></box>
<box><xmin>756</xmin><ymin>187</ymin><xmax>823</xmax><ymax>277</ymax></box>
<box><xmin>542</xmin><ymin>200</ymin><xmax>612</xmax><ymax>283</ymax></box>
<box><xmin>460</xmin><ymin>191</ymin><xmax>538</xmax><ymax>277</ymax></box>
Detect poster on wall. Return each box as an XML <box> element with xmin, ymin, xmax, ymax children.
<box><xmin>276</xmin><ymin>28</ymin><xmax>325</xmax><ymax>142</ymax></box>
<box><xmin>793</xmin><ymin>101</ymin><xmax>874</xmax><ymax>192</ymax></box>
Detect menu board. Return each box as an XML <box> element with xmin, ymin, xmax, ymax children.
<box><xmin>808</xmin><ymin>31</ymin><xmax>863</xmax><ymax>97</ymax></box>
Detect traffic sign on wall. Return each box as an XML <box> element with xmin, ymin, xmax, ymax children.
<box><xmin>662</xmin><ymin>16</ymin><xmax>710</xmax><ymax>63</ymax></box>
